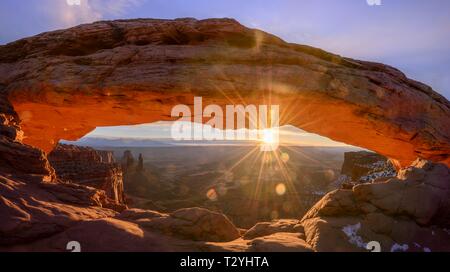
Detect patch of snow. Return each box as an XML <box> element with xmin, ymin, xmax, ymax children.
<box><xmin>330</xmin><ymin>175</ymin><xmax>351</xmax><ymax>189</ymax></box>
<box><xmin>358</xmin><ymin>160</ymin><xmax>396</xmax><ymax>183</ymax></box>
<box><xmin>342</xmin><ymin>223</ymin><xmax>367</xmax><ymax>249</ymax></box>
<box><xmin>313</xmin><ymin>191</ymin><xmax>326</xmax><ymax>196</ymax></box>
<box><xmin>390</xmin><ymin>243</ymin><xmax>409</xmax><ymax>252</ymax></box>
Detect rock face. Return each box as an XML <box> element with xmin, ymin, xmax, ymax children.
<box><xmin>120</xmin><ymin>150</ymin><xmax>135</xmax><ymax>172</ymax></box>
<box><xmin>341</xmin><ymin>151</ymin><xmax>396</xmax><ymax>182</ymax></box>
<box><xmin>0</xmin><ymin>174</ymin><xmax>117</xmax><ymax>246</ymax></box>
<box><xmin>301</xmin><ymin>159</ymin><xmax>450</xmax><ymax>252</ymax></box>
<box><xmin>0</xmin><ymin>18</ymin><xmax>448</xmax><ymax>167</ymax></box>
<box><xmin>119</xmin><ymin>207</ymin><xmax>240</xmax><ymax>242</ymax></box>
<box><xmin>48</xmin><ymin>144</ymin><xmax>126</xmax><ymax>205</ymax></box>
<box><xmin>0</xmin><ymin>93</ymin><xmax>54</xmax><ymax>182</ymax></box>
<box><xmin>243</xmin><ymin>219</ymin><xmax>304</xmax><ymax>240</ymax></box>
<box><xmin>331</xmin><ymin>151</ymin><xmax>396</xmax><ymax>189</ymax></box>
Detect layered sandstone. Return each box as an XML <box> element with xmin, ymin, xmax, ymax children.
<box><xmin>0</xmin><ymin>94</ymin><xmax>54</xmax><ymax>182</ymax></box>
<box><xmin>301</xmin><ymin>159</ymin><xmax>450</xmax><ymax>252</ymax></box>
<box><xmin>48</xmin><ymin>144</ymin><xmax>125</xmax><ymax>205</ymax></box>
<box><xmin>0</xmin><ymin>18</ymin><xmax>448</xmax><ymax>167</ymax></box>
<box><xmin>341</xmin><ymin>151</ymin><xmax>396</xmax><ymax>182</ymax></box>
<box><xmin>0</xmin><ymin>174</ymin><xmax>117</xmax><ymax>246</ymax></box>
<box><xmin>330</xmin><ymin>151</ymin><xmax>396</xmax><ymax>189</ymax></box>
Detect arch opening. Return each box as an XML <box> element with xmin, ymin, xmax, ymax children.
<box><xmin>50</xmin><ymin>121</ymin><xmax>395</xmax><ymax>228</ymax></box>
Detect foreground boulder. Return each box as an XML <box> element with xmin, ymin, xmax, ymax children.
<box><xmin>0</xmin><ymin>174</ymin><xmax>117</xmax><ymax>246</ymax></box>
<box><xmin>301</xmin><ymin>159</ymin><xmax>450</xmax><ymax>252</ymax></box>
<box><xmin>118</xmin><ymin>207</ymin><xmax>241</xmax><ymax>242</ymax></box>
<box><xmin>243</xmin><ymin>219</ymin><xmax>304</xmax><ymax>240</ymax></box>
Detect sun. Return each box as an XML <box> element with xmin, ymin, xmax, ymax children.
<box><xmin>261</xmin><ymin>129</ymin><xmax>275</xmax><ymax>144</ymax></box>
<box><xmin>259</xmin><ymin>129</ymin><xmax>279</xmax><ymax>151</ymax></box>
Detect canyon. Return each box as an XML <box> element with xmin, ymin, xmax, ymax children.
<box><xmin>0</xmin><ymin>18</ymin><xmax>450</xmax><ymax>252</ymax></box>
<box><xmin>117</xmin><ymin>145</ymin><xmax>339</xmax><ymax>228</ymax></box>
<box><xmin>48</xmin><ymin>144</ymin><xmax>126</xmax><ymax>207</ymax></box>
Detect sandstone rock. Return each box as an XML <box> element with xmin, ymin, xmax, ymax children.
<box><xmin>0</xmin><ymin>93</ymin><xmax>21</xmax><ymax>141</ymax></box>
<box><xmin>139</xmin><ymin>207</ymin><xmax>241</xmax><ymax>242</ymax></box>
<box><xmin>202</xmin><ymin>233</ymin><xmax>313</xmax><ymax>252</ymax></box>
<box><xmin>302</xmin><ymin>216</ymin><xmax>365</xmax><ymax>252</ymax></box>
<box><xmin>301</xmin><ymin>159</ymin><xmax>450</xmax><ymax>252</ymax></box>
<box><xmin>0</xmin><ymin>18</ymin><xmax>448</xmax><ymax>167</ymax></box>
<box><xmin>340</xmin><ymin>151</ymin><xmax>396</xmax><ymax>183</ymax></box>
<box><xmin>248</xmin><ymin>232</ymin><xmax>313</xmax><ymax>252</ymax></box>
<box><xmin>302</xmin><ymin>189</ymin><xmax>360</xmax><ymax>220</ymax></box>
<box><xmin>0</xmin><ymin>137</ymin><xmax>54</xmax><ymax>182</ymax></box>
<box><xmin>243</xmin><ymin>219</ymin><xmax>303</xmax><ymax>240</ymax></box>
<box><xmin>121</xmin><ymin>150</ymin><xmax>135</xmax><ymax>172</ymax></box>
<box><xmin>116</xmin><ymin>208</ymin><xmax>165</xmax><ymax>221</ymax></box>
<box><xmin>48</xmin><ymin>144</ymin><xmax>126</xmax><ymax>205</ymax></box>
<box><xmin>353</xmin><ymin>159</ymin><xmax>450</xmax><ymax>225</ymax></box>
<box><xmin>200</xmin><ymin>238</ymin><xmax>251</xmax><ymax>252</ymax></box>
<box><xmin>7</xmin><ymin>217</ymin><xmax>194</xmax><ymax>252</ymax></box>
<box><xmin>329</xmin><ymin>151</ymin><xmax>396</xmax><ymax>191</ymax></box>
<box><xmin>0</xmin><ymin>174</ymin><xmax>116</xmax><ymax>246</ymax></box>
<box><xmin>0</xmin><ymin>94</ymin><xmax>52</xmax><ymax>181</ymax></box>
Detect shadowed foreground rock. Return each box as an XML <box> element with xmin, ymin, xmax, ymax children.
<box><xmin>48</xmin><ymin>144</ymin><xmax>126</xmax><ymax>205</ymax></box>
<box><xmin>1</xmin><ymin>153</ymin><xmax>449</xmax><ymax>251</ymax></box>
<box><xmin>118</xmin><ymin>207</ymin><xmax>240</xmax><ymax>242</ymax></box>
<box><xmin>301</xmin><ymin>159</ymin><xmax>450</xmax><ymax>252</ymax></box>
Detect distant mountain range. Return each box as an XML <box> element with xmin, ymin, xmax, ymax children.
<box><xmin>61</xmin><ymin>137</ymin><xmax>257</xmax><ymax>147</ymax></box>
<box><xmin>62</xmin><ymin>124</ymin><xmax>355</xmax><ymax>148</ymax></box>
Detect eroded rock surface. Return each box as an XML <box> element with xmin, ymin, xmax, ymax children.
<box><xmin>330</xmin><ymin>151</ymin><xmax>396</xmax><ymax>190</ymax></box>
<box><xmin>341</xmin><ymin>151</ymin><xmax>396</xmax><ymax>182</ymax></box>
<box><xmin>0</xmin><ymin>174</ymin><xmax>117</xmax><ymax>246</ymax></box>
<box><xmin>48</xmin><ymin>144</ymin><xmax>125</xmax><ymax>205</ymax></box>
<box><xmin>118</xmin><ymin>207</ymin><xmax>240</xmax><ymax>242</ymax></box>
<box><xmin>243</xmin><ymin>219</ymin><xmax>303</xmax><ymax>240</ymax></box>
<box><xmin>301</xmin><ymin>159</ymin><xmax>450</xmax><ymax>252</ymax></box>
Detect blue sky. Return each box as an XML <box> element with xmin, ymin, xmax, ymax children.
<box><xmin>71</xmin><ymin>122</ymin><xmax>352</xmax><ymax>147</ymax></box>
<box><xmin>1</xmin><ymin>0</ymin><xmax>449</xmax><ymax>144</ymax></box>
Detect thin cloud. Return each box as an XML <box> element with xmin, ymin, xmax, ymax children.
<box><xmin>89</xmin><ymin>0</ymin><xmax>145</xmax><ymax>17</ymax></box>
<box><xmin>41</xmin><ymin>0</ymin><xmax>145</xmax><ymax>28</ymax></box>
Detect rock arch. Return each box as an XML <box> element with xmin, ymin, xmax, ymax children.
<box><xmin>0</xmin><ymin>18</ymin><xmax>449</xmax><ymax>168</ymax></box>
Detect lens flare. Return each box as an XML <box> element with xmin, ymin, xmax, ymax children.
<box><xmin>262</xmin><ymin>129</ymin><xmax>275</xmax><ymax>144</ymax></box>
<box><xmin>281</xmin><ymin>152</ymin><xmax>290</xmax><ymax>163</ymax></box>
<box><xmin>206</xmin><ymin>188</ymin><xmax>218</xmax><ymax>201</ymax></box>
<box><xmin>275</xmin><ymin>183</ymin><xmax>286</xmax><ymax>196</ymax></box>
